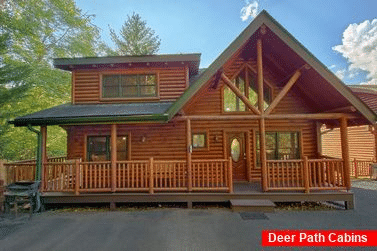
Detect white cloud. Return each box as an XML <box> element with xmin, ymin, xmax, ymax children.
<box><xmin>334</xmin><ymin>69</ymin><xmax>346</xmax><ymax>80</ymax></box>
<box><xmin>240</xmin><ymin>0</ymin><xmax>259</xmax><ymax>22</ymax></box>
<box><xmin>333</xmin><ymin>19</ymin><xmax>377</xmax><ymax>85</ymax></box>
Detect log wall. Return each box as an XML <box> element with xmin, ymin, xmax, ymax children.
<box><xmin>72</xmin><ymin>67</ymin><xmax>188</xmax><ymax>104</ymax></box>
<box><xmin>322</xmin><ymin>125</ymin><xmax>375</xmax><ymax>160</ymax></box>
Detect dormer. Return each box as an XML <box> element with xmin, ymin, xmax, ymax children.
<box><xmin>54</xmin><ymin>54</ymin><xmax>201</xmax><ymax>104</ymax></box>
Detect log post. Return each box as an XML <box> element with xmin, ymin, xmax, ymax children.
<box><xmin>75</xmin><ymin>159</ymin><xmax>80</xmax><ymax>195</ymax></box>
<box><xmin>370</xmin><ymin>158</ymin><xmax>374</xmax><ymax>179</ymax></box>
<box><xmin>228</xmin><ymin>157</ymin><xmax>233</xmax><ymax>193</ymax></box>
<box><xmin>354</xmin><ymin>158</ymin><xmax>358</xmax><ymax>179</ymax></box>
<box><xmin>257</xmin><ymin>38</ymin><xmax>264</xmax><ymax>111</ymax></box>
<box><xmin>303</xmin><ymin>156</ymin><xmax>310</xmax><ymax>193</ymax></box>
<box><xmin>257</xmin><ymin>38</ymin><xmax>268</xmax><ymax>192</ymax></box>
<box><xmin>149</xmin><ymin>157</ymin><xmax>154</xmax><ymax>194</ymax></box>
<box><xmin>340</xmin><ymin>117</ymin><xmax>351</xmax><ymax>190</ymax></box>
<box><xmin>260</xmin><ymin>118</ymin><xmax>268</xmax><ymax>191</ymax></box>
<box><xmin>186</xmin><ymin>118</ymin><xmax>192</xmax><ymax>192</ymax></box>
<box><xmin>110</xmin><ymin>124</ymin><xmax>117</xmax><ymax>192</ymax></box>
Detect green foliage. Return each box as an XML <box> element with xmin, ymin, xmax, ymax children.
<box><xmin>0</xmin><ymin>0</ymin><xmax>107</xmax><ymax>161</ymax></box>
<box><xmin>0</xmin><ymin>34</ymin><xmax>32</xmax><ymax>110</ymax></box>
<box><xmin>110</xmin><ymin>13</ymin><xmax>161</xmax><ymax>56</ymax></box>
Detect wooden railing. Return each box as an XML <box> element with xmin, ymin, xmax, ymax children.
<box><xmin>8</xmin><ymin>158</ymin><xmax>232</xmax><ymax>194</ymax></box>
<box><xmin>191</xmin><ymin>159</ymin><xmax>232</xmax><ymax>191</ymax></box>
<box><xmin>267</xmin><ymin>157</ymin><xmax>346</xmax><ymax>192</ymax></box>
<box><xmin>351</xmin><ymin>159</ymin><xmax>373</xmax><ymax>178</ymax></box>
<box><xmin>5</xmin><ymin>163</ymin><xmax>36</xmax><ymax>184</ymax></box>
<box><xmin>5</xmin><ymin>157</ymin><xmax>348</xmax><ymax>194</ymax></box>
<box><xmin>80</xmin><ymin>161</ymin><xmax>112</xmax><ymax>192</ymax></box>
<box><xmin>308</xmin><ymin>159</ymin><xmax>345</xmax><ymax>189</ymax></box>
<box><xmin>153</xmin><ymin>160</ymin><xmax>187</xmax><ymax>191</ymax></box>
<box><xmin>267</xmin><ymin>159</ymin><xmax>304</xmax><ymax>190</ymax></box>
<box><xmin>4</xmin><ymin>156</ymin><xmax>69</xmax><ymax>184</ymax></box>
<box><xmin>116</xmin><ymin>160</ymin><xmax>150</xmax><ymax>192</ymax></box>
<box><xmin>44</xmin><ymin>161</ymin><xmax>76</xmax><ymax>192</ymax></box>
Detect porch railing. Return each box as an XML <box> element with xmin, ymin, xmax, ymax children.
<box><xmin>351</xmin><ymin>159</ymin><xmax>373</xmax><ymax>178</ymax></box>
<box><xmin>266</xmin><ymin>157</ymin><xmax>346</xmax><ymax>192</ymax></box>
<box><xmin>5</xmin><ymin>157</ymin><xmax>348</xmax><ymax>194</ymax></box>
<box><xmin>6</xmin><ymin>158</ymin><xmax>232</xmax><ymax>194</ymax></box>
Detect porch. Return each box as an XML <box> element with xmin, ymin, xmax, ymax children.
<box><xmin>40</xmin><ymin>182</ymin><xmax>354</xmax><ymax>210</ymax></box>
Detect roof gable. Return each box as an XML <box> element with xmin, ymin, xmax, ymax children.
<box><xmin>166</xmin><ymin>10</ymin><xmax>377</xmax><ymax>124</ymax></box>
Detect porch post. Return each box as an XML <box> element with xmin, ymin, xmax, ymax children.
<box><xmin>260</xmin><ymin>118</ymin><xmax>268</xmax><ymax>191</ymax></box>
<box><xmin>186</xmin><ymin>118</ymin><xmax>192</xmax><ymax>192</ymax></box>
<box><xmin>257</xmin><ymin>38</ymin><xmax>268</xmax><ymax>192</ymax></box>
<box><xmin>340</xmin><ymin>117</ymin><xmax>351</xmax><ymax>190</ymax></box>
<box><xmin>110</xmin><ymin>124</ymin><xmax>117</xmax><ymax>192</ymax></box>
<box><xmin>40</xmin><ymin>126</ymin><xmax>47</xmax><ymax>191</ymax></box>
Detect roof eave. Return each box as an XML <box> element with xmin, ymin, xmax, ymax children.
<box><xmin>9</xmin><ymin>114</ymin><xmax>169</xmax><ymax>127</ymax></box>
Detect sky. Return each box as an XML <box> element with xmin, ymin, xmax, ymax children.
<box><xmin>75</xmin><ymin>0</ymin><xmax>377</xmax><ymax>85</ymax></box>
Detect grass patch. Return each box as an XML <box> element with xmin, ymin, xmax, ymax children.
<box><xmin>44</xmin><ymin>202</ymin><xmax>231</xmax><ymax>213</ymax></box>
<box><xmin>275</xmin><ymin>202</ymin><xmax>338</xmax><ymax>211</ymax></box>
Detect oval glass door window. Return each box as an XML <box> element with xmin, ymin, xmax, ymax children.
<box><xmin>231</xmin><ymin>138</ymin><xmax>241</xmax><ymax>162</ymax></box>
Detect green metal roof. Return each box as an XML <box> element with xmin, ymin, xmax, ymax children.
<box><xmin>9</xmin><ymin>102</ymin><xmax>172</xmax><ymax>126</ymax></box>
<box><xmin>54</xmin><ymin>53</ymin><xmax>201</xmax><ymax>76</ymax></box>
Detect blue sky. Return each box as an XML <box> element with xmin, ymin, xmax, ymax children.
<box><xmin>75</xmin><ymin>0</ymin><xmax>377</xmax><ymax>85</ymax></box>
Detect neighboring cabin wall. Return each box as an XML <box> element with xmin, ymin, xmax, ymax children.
<box><xmin>72</xmin><ymin>66</ymin><xmax>188</xmax><ymax>104</ymax></box>
<box><xmin>322</xmin><ymin>125</ymin><xmax>376</xmax><ymax>160</ymax></box>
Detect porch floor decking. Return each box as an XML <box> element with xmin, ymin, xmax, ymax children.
<box><xmin>41</xmin><ymin>182</ymin><xmax>354</xmax><ymax>210</ymax></box>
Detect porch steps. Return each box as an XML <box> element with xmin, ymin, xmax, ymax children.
<box><xmin>230</xmin><ymin>199</ymin><xmax>275</xmax><ymax>212</ymax></box>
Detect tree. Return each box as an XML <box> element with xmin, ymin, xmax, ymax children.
<box><xmin>0</xmin><ymin>33</ymin><xmax>31</xmax><ymax>110</ymax></box>
<box><xmin>110</xmin><ymin>13</ymin><xmax>161</xmax><ymax>56</ymax></box>
<box><xmin>0</xmin><ymin>0</ymin><xmax>108</xmax><ymax>160</ymax></box>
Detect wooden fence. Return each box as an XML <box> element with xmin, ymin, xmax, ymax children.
<box><xmin>351</xmin><ymin>159</ymin><xmax>373</xmax><ymax>178</ymax></box>
<box><xmin>266</xmin><ymin>157</ymin><xmax>346</xmax><ymax>192</ymax></box>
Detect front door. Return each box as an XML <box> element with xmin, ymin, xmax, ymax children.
<box><xmin>227</xmin><ymin>132</ymin><xmax>247</xmax><ymax>181</ymax></box>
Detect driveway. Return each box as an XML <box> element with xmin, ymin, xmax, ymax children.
<box><xmin>0</xmin><ymin>180</ymin><xmax>377</xmax><ymax>251</ymax></box>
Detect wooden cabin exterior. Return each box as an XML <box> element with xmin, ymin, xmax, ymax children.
<box><xmin>6</xmin><ymin>11</ymin><xmax>377</xmax><ymax>208</ymax></box>
<box><xmin>321</xmin><ymin>86</ymin><xmax>377</xmax><ymax>178</ymax></box>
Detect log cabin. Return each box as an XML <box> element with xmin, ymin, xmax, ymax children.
<box><xmin>6</xmin><ymin>11</ymin><xmax>377</xmax><ymax>209</ymax></box>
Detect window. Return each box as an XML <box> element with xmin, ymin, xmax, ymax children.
<box><xmin>230</xmin><ymin>138</ymin><xmax>241</xmax><ymax>162</ymax></box>
<box><xmin>102</xmin><ymin>74</ymin><xmax>157</xmax><ymax>98</ymax></box>
<box><xmin>87</xmin><ymin>136</ymin><xmax>128</xmax><ymax>161</ymax></box>
<box><xmin>192</xmin><ymin>133</ymin><xmax>207</xmax><ymax>149</ymax></box>
<box><xmin>256</xmin><ymin>132</ymin><xmax>300</xmax><ymax>164</ymax></box>
<box><xmin>223</xmin><ymin>69</ymin><xmax>271</xmax><ymax>112</ymax></box>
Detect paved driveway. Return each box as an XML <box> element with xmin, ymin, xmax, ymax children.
<box><xmin>1</xmin><ymin>180</ymin><xmax>377</xmax><ymax>251</ymax></box>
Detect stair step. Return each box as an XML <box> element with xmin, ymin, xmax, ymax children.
<box><xmin>230</xmin><ymin>199</ymin><xmax>275</xmax><ymax>212</ymax></box>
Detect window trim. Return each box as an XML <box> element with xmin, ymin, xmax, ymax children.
<box><xmin>192</xmin><ymin>130</ymin><xmax>209</xmax><ymax>151</ymax></box>
<box><xmin>254</xmin><ymin>129</ymin><xmax>303</xmax><ymax>168</ymax></box>
<box><xmin>84</xmin><ymin>133</ymin><xmax>131</xmax><ymax>162</ymax></box>
<box><xmin>99</xmin><ymin>71</ymin><xmax>160</xmax><ymax>101</ymax></box>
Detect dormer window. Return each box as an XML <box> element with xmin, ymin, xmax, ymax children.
<box><xmin>223</xmin><ymin>69</ymin><xmax>272</xmax><ymax>112</ymax></box>
<box><xmin>102</xmin><ymin>73</ymin><xmax>157</xmax><ymax>99</ymax></box>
